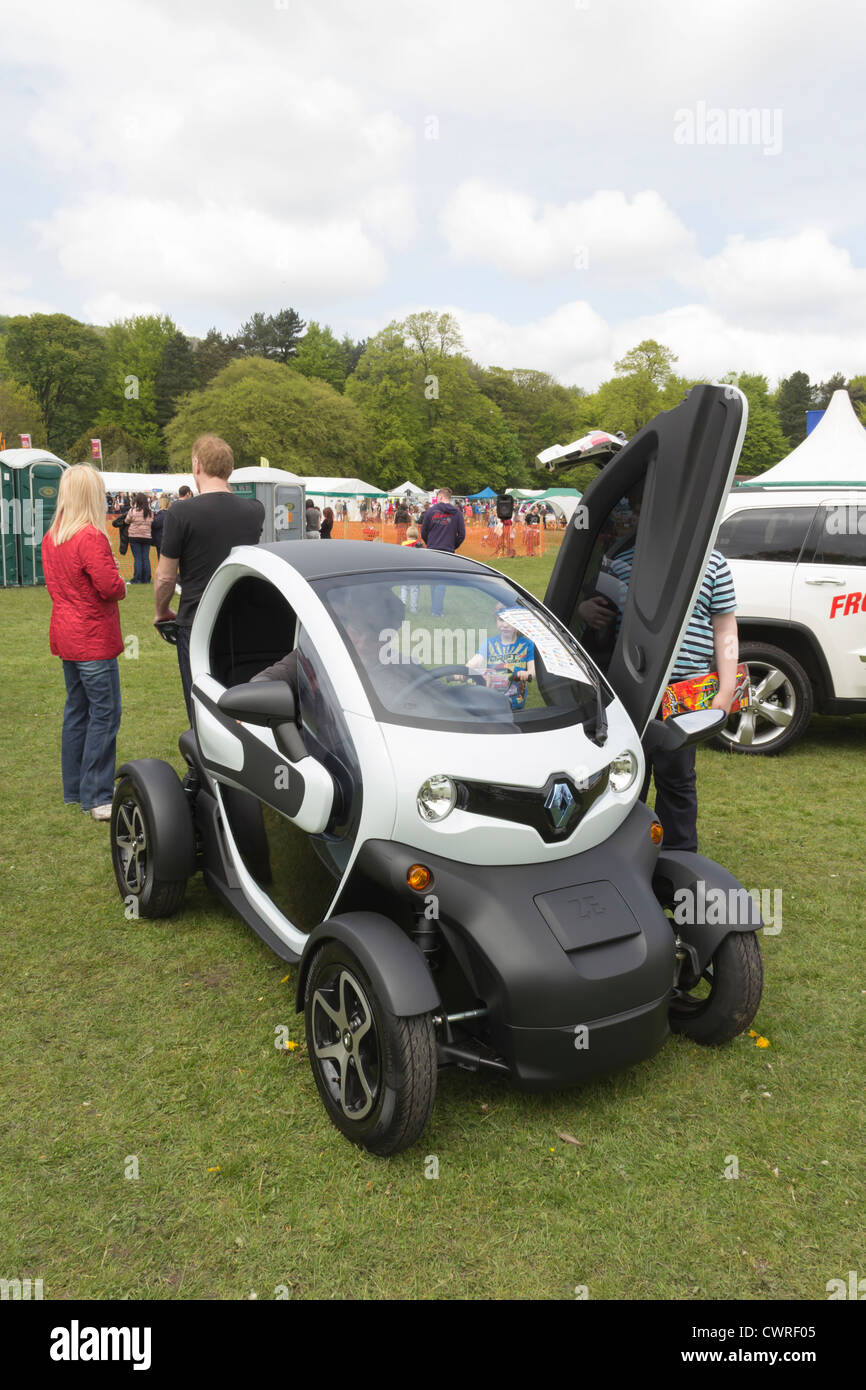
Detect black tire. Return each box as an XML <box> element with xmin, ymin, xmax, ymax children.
<box><xmin>304</xmin><ymin>941</ymin><xmax>437</xmax><ymax>1156</ymax></box>
<box><xmin>713</xmin><ymin>642</ymin><xmax>813</xmax><ymax>755</ymax></box>
<box><xmin>669</xmin><ymin>931</ymin><xmax>763</xmax><ymax>1045</ymax></box>
<box><xmin>111</xmin><ymin>763</ymin><xmax>195</xmax><ymax>918</ymax></box>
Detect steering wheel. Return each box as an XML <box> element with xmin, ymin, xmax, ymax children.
<box><xmin>394</xmin><ymin>664</ymin><xmax>487</xmax><ymax>701</ymax></box>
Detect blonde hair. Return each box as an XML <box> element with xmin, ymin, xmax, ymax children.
<box><xmin>192</xmin><ymin>433</ymin><xmax>234</xmax><ymax>479</ymax></box>
<box><xmin>159</xmin><ymin>494</ymin><xmax>171</xmax><ymax>510</ymax></box>
<box><xmin>49</xmin><ymin>465</ymin><xmax>107</xmax><ymax>545</ymax></box>
<box><xmin>406</xmin><ymin>525</ymin><xmax>419</xmax><ymax>539</ymax></box>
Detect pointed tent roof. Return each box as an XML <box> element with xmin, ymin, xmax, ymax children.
<box><xmin>742</xmin><ymin>390</ymin><xmax>866</xmax><ymax>487</ymax></box>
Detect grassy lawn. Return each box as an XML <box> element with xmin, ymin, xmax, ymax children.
<box><xmin>1</xmin><ymin>559</ymin><xmax>864</xmax><ymax>1301</ymax></box>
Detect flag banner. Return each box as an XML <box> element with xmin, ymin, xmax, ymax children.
<box><xmin>20</xmin><ymin>434</ymin><xmax>31</xmax><ymax>448</ymax></box>
<box><xmin>90</xmin><ymin>439</ymin><xmax>102</xmax><ymax>461</ymax></box>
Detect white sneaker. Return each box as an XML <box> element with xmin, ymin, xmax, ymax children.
<box><xmin>90</xmin><ymin>804</ymin><xmax>113</xmax><ymax>822</ymax></box>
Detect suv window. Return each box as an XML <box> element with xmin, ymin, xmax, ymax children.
<box><xmin>717</xmin><ymin>506</ymin><xmax>815</xmax><ymax>563</ymax></box>
<box><xmin>807</xmin><ymin>504</ymin><xmax>866</xmax><ymax>567</ymax></box>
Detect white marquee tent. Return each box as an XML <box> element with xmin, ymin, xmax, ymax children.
<box><xmin>744</xmin><ymin>390</ymin><xmax>866</xmax><ymax>486</ymax></box>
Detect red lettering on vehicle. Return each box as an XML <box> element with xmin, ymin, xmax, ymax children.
<box><xmin>830</xmin><ymin>592</ymin><xmax>863</xmax><ymax>618</ymax></box>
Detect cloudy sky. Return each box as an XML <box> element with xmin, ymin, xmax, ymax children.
<box><xmin>3</xmin><ymin>0</ymin><xmax>866</xmax><ymax>388</ymax></box>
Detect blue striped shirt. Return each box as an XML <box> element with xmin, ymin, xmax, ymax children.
<box><xmin>606</xmin><ymin>547</ymin><xmax>736</xmax><ymax>679</ymax></box>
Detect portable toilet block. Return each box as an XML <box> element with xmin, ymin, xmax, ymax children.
<box><xmin>229</xmin><ymin>466</ymin><xmax>307</xmax><ymax>541</ymax></box>
<box><xmin>0</xmin><ymin>449</ymin><xmax>68</xmax><ymax>586</ymax></box>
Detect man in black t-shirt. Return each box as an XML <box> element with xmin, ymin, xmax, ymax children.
<box><xmin>154</xmin><ymin>434</ymin><xmax>264</xmax><ymax>721</ymax></box>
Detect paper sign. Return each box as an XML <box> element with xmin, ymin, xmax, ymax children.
<box><xmin>496</xmin><ymin>607</ymin><xmax>585</xmax><ymax>680</ymax></box>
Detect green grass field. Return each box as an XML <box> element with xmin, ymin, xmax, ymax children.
<box><xmin>1</xmin><ymin>560</ymin><xmax>864</xmax><ymax>1301</ymax></box>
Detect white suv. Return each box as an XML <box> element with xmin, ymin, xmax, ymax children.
<box><xmin>715</xmin><ymin>486</ymin><xmax>866</xmax><ymax>753</ymax></box>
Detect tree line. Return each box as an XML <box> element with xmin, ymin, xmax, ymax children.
<box><xmin>0</xmin><ymin>306</ymin><xmax>862</xmax><ymax>491</ymax></box>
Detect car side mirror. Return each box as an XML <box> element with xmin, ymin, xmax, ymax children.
<box><xmin>218</xmin><ymin>682</ymin><xmax>306</xmax><ymax>764</ymax></box>
<box><xmin>643</xmin><ymin>708</ymin><xmax>727</xmax><ymax>754</ymax></box>
<box><xmin>218</xmin><ymin>680</ymin><xmax>298</xmax><ymax>727</ymax></box>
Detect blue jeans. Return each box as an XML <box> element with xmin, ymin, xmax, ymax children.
<box><xmin>175</xmin><ymin>624</ymin><xmax>193</xmax><ymax>725</ymax></box>
<box><xmin>431</xmin><ymin>584</ymin><xmax>446</xmax><ymax>617</ymax></box>
<box><xmin>130</xmin><ymin>539</ymin><xmax>151</xmax><ymax>582</ymax></box>
<box><xmin>61</xmin><ymin>659</ymin><xmax>122</xmax><ymax>811</ymax></box>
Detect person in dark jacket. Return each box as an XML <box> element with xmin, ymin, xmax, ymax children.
<box><xmin>420</xmin><ymin>487</ymin><xmax>466</xmax><ymax>616</ymax></box>
<box><xmin>42</xmin><ymin>465</ymin><xmax>127</xmax><ymax>820</ymax></box>
<box><xmin>151</xmin><ymin>494</ymin><xmax>171</xmax><ymax>556</ymax></box>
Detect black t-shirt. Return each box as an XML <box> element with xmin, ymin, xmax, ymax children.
<box><xmin>161</xmin><ymin>492</ymin><xmax>265</xmax><ymax>625</ymax></box>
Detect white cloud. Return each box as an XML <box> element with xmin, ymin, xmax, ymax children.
<box><xmin>441</xmin><ymin>181</ymin><xmax>697</xmax><ymax>281</ymax></box>
<box><xmin>684</xmin><ymin>228</ymin><xmax>866</xmax><ymax>331</ymax></box>
<box><xmin>36</xmin><ymin>196</ymin><xmax>389</xmax><ymax>311</ymax></box>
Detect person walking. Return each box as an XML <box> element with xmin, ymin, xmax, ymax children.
<box><xmin>394</xmin><ymin>499</ymin><xmax>410</xmax><ymax>543</ymax></box>
<box><xmin>41</xmin><ymin>465</ymin><xmax>127</xmax><ymax>821</ymax></box>
<box><xmin>127</xmin><ymin>493</ymin><xmax>153</xmax><ymax>583</ymax></box>
<box><xmin>151</xmin><ymin>494</ymin><xmax>172</xmax><ymax>557</ymax></box>
<box><xmin>420</xmin><ymin>487</ymin><xmax>466</xmax><ymax>617</ymax></box>
<box><xmin>305</xmin><ymin>497</ymin><xmax>322</xmax><ymax>536</ymax></box>
<box><xmin>320</xmin><ymin>506</ymin><xmax>334</xmax><ymax>539</ymax></box>
<box><xmin>154</xmin><ymin>434</ymin><xmax>265</xmax><ymax>722</ymax></box>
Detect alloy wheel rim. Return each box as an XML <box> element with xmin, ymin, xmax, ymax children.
<box><xmin>115</xmin><ymin>799</ymin><xmax>148</xmax><ymax>895</ymax></box>
<box><xmin>311</xmin><ymin>969</ymin><xmax>379</xmax><ymax>1120</ymax></box>
<box><xmin>721</xmin><ymin>662</ymin><xmax>796</xmax><ymax>748</ymax></box>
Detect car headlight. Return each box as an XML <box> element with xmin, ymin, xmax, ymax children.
<box><xmin>608</xmin><ymin>750</ymin><xmax>639</xmax><ymax>793</ymax></box>
<box><xmin>417</xmin><ymin>775</ymin><xmax>457</xmax><ymax>822</ymax></box>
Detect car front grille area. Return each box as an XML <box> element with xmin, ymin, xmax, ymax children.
<box><xmin>455</xmin><ymin>768</ymin><xmax>609</xmax><ymax>843</ymax></box>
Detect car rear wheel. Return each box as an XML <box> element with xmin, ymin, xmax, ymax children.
<box><xmin>304</xmin><ymin>941</ymin><xmax>437</xmax><ymax>1156</ymax></box>
<box><xmin>111</xmin><ymin>763</ymin><xmax>195</xmax><ymax>918</ymax></box>
<box><xmin>714</xmin><ymin>642</ymin><xmax>813</xmax><ymax>755</ymax></box>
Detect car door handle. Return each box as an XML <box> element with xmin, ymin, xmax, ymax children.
<box><xmin>804</xmin><ymin>577</ymin><xmax>846</xmax><ymax>585</ymax></box>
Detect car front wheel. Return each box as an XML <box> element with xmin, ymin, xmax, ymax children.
<box><xmin>714</xmin><ymin>642</ymin><xmax>813</xmax><ymax>755</ymax></box>
<box><xmin>304</xmin><ymin>941</ymin><xmax>437</xmax><ymax>1156</ymax></box>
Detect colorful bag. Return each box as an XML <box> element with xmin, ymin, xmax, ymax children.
<box><xmin>661</xmin><ymin>663</ymin><xmax>750</xmax><ymax>720</ymax></box>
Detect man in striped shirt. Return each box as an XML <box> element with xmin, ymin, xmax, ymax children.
<box><xmin>583</xmin><ymin>530</ymin><xmax>739</xmax><ymax>850</ymax></box>
<box><xmin>604</xmin><ymin>543</ymin><xmax>738</xmax><ymax>850</ymax></box>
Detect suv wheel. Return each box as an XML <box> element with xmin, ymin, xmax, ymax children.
<box><xmin>714</xmin><ymin>642</ymin><xmax>813</xmax><ymax>755</ymax></box>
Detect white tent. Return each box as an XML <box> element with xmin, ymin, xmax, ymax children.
<box><xmin>388</xmin><ymin>479</ymin><xmax>429</xmax><ymax>499</ymax></box>
<box><xmin>747</xmin><ymin>390</ymin><xmax>866</xmax><ymax>486</ymax></box>
<box><xmin>232</xmin><ymin>465</ymin><xmax>304</xmax><ymax>485</ymax></box>
<box><xmin>99</xmin><ymin>471</ymin><xmax>196</xmax><ymax>493</ymax></box>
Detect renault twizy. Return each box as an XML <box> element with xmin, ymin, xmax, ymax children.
<box><xmin>111</xmin><ymin>385</ymin><xmax>763</xmax><ymax>1154</ymax></box>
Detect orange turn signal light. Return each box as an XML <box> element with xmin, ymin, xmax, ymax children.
<box><xmin>650</xmin><ymin>822</ymin><xmax>664</xmax><ymax>845</ymax></box>
<box><xmin>407</xmin><ymin>864</ymin><xmax>433</xmax><ymax>892</ymax></box>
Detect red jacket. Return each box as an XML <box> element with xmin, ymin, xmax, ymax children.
<box><xmin>42</xmin><ymin>526</ymin><xmax>126</xmax><ymax>660</ymax></box>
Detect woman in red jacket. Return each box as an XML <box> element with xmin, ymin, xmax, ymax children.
<box><xmin>42</xmin><ymin>466</ymin><xmax>127</xmax><ymax>821</ymax></box>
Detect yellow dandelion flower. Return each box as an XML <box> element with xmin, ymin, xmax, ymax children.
<box><xmin>756</xmin><ymin>1036</ymin><xmax>770</xmax><ymax>1048</ymax></box>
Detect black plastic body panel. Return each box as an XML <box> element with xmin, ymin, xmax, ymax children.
<box><xmin>295</xmin><ymin>913</ymin><xmax>441</xmax><ymax>1017</ymax></box>
<box><xmin>350</xmin><ymin>803</ymin><xmax>678</xmax><ymax>1090</ymax></box>
<box><xmin>544</xmin><ymin>385</ymin><xmax>745</xmax><ymax>736</ymax></box>
<box><xmin>652</xmin><ymin>850</ymin><xmax>763</xmax><ymax>973</ymax></box>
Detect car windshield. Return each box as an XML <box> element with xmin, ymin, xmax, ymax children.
<box><xmin>313</xmin><ymin>570</ymin><xmax>608</xmax><ymax>733</ymax></box>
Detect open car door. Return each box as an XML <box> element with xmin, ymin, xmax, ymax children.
<box><xmin>544</xmin><ymin>385</ymin><xmax>748</xmax><ymax>736</ymax></box>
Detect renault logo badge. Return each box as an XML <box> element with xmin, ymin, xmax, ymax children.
<box><xmin>545</xmin><ymin>781</ymin><xmax>576</xmax><ymax>830</ymax></box>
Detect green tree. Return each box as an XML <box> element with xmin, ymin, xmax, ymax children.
<box><xmin>238</xmin><ymin>308</ymin><xmax>306</xmax><ymax>363</ymax></box>
<box><xmin>773</xmin><ymin>370</ymin><xmax>813</xmax><ymax>447</ymax></box>
<box><xmin>474</xmin><ymin>366</ymin><xmax>583</xmax><ymax>482</ymax></box>
<box><xmin>155</xmin><ymin>330</ymin><xmax>199</xmax><ymax>431</ymax></box>
<box><xmin>728</xmin><ymin>372</ymin><xmax>789</xmax><ymax>476</ymax></box>
<box><xmin>4</xmin><ymin>313</ymin><xmax>107</xmax><ymax>452</ymax></box>
<box><xmin>345</xmin><ymin>325</ymin><xmax>428</xmax><ymax>486</ymax></box>
<box><xmin>0</xmin><ymin>376</ymin><xmax>48</xmax><ymax>450</ymax></box>
<box><xmin>293</xmin><ymin>322</ymin><xmax>350</xmax><ymax>392</ymax></box>
<box><xmin>97</xmin><ymin>315</ymin><xmax>180</xmax><ymax>467</ymax></box>
<box><xmin>164</xmin><ymin>357</ymin><xmax>370</xmax><ymax>476</ymax></box>
<box><xmin>605</xmin><ymin>339</ymin><xmax>680</xmax><ymax>433</ymax></box>
<box><xmin>812</xmin><ymin>372</ymin><xmax>847</xmax><ymax>410</ymax></box>
<box><xmin>846</xmin><ymin>375</ymin><xmax>866</xmax><ymax>425</ymax></box>
<box><xmin>193</xmin><ymin>328</ymin><xmax>242</xmax><ymax>387</ymax></box>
